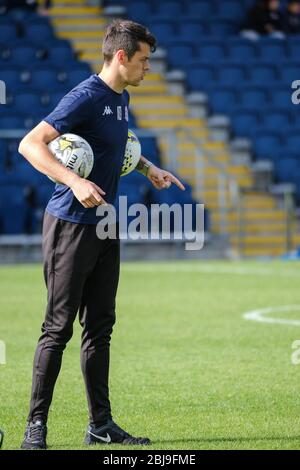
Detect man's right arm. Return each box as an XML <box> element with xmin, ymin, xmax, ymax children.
<box><xmin>18</xmin><ymin>121</ymin><xmax>106</xmax><ymax>208</ymax></box>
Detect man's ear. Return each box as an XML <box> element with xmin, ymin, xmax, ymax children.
<box><xmin>116</xmin><ymin>49</ymin><xmax>126</xmax><ymax>65</ymax></box>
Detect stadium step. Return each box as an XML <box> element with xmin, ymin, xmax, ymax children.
<box><xmin>49</xmin><ymin>0</ymin><xmax>86</xmax><ymax>4</ymax></box>
<box><xmin>52</xmin><ymin>18</ymin><xmax>106</xmax><ymax>31</ymax></box>
<box><xmin>56</xmin><ymin>30</ymin><xmax>104</xmax><ymax>40</ymax></box>
<box><xmin>49</xmin><ymin>6</ymin><xmax>102</xmax><ymax>18</ymax></box>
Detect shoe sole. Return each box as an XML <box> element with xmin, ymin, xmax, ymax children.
<box><xmin>21</xmin><ymin>442</ymin><xmax>47</xmax><ymax>450</ymax></box>
<box><xmin>84</xmin><ymin>437</ymin><xmax>151</xmax><ymax>446</ymax></box>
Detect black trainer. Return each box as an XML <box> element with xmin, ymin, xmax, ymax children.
<box><xmin>85</xmin><ymin>419</ymin><xmax>150</xmax><ymax>445</ymax></box>
<box><xmin>21</xmin><ymin>420</ymin><xmax>47</xmax><ymax>450</ymax></box>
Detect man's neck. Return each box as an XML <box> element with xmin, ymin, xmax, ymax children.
<box><xmin>98</xmin><ymin>67</ymin><xmax>126</xmax><ymax>94</ymax></box>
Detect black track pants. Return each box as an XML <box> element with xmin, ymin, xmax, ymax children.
<box><xmin>28</xmin><ymin>212</ymin><xmax>120</xmax><ymax>427</ymax></box>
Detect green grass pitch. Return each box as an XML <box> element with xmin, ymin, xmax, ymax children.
<box><xmin>1</xmin><ymin>260</ymin><xmax>300</xmax><ymax>450</ymax></box>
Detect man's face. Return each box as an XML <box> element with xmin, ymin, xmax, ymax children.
<box><xmin>269</xmin><ymin>0</ymin><xmax>279</xmax><ymax>11</ymax></box>
<box><xmin>289</xmin><ymin>2</ymin><xmax>300</xmax><ymax>14</ymax></box>
<box><xmin>121</xmin><ymin>42</ymin><xmax>151</xmax><ymax>86</ymax></box>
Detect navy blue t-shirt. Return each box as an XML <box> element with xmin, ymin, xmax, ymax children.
<box><xmin>44</xmin><ymin>74</ymin><xmax>129</xmax><ymax>224</ymax></box>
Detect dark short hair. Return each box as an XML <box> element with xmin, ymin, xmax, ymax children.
<box><xmin>102</xmin><ymin>19</ymin><xmax>156</xmax><ymax>63</ymax></box>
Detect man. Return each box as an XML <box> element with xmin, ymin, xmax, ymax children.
<box><xmin>283</xmin><ymin>0</ymin><xmax>300</xmax><ymax>34</ymax></box>
<box><xmin>243</xmin><ymin>0</ymin><xmax>284</xmax><ymax>36</ymax></box>
<box><xmin>19</xmin><ymin>19</ymin><xmax>184</xmax><ymax>449</ymax></box>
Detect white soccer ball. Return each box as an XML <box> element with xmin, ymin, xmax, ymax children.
<box><xmin>47</xmin><ymin>133</ymin><xmax>94</xmax><ymax>183</ymax></box>
<box><xmin>121</xmin><ymin>129</ymin><xmax>141</xmax><ymax>176</ymax></box>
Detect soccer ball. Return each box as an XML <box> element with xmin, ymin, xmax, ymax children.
<box><xmin>47</xmin><ymin>133</ymin><xmax>94</xmax><ymax>184</ymax></box>
<box><xmin>121</xmin><ymin>129</ymin><xmax>141</xmax><ymax>176</ymax></box>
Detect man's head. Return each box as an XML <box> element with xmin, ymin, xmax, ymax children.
<box><xmin>267</xmin><ymin>0</ymin><xmax>280</xmax><ymax>11</ymax></box>
<box><xmin>102</xmin><ymin>19</ymin><xmax>156</xmax><ymax>86</ymax></box>
<box><xmin>288</xmin><ymin>0</ymin><xmax>300</xmax><ymax>14</ymax></box>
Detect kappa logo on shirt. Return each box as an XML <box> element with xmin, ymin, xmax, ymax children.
<box><xmin>102</xmin><ymin>106</ymin><xmax>113</xmax><ymax>116</ymax></box>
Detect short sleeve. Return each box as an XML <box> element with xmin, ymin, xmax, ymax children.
<box><xmin>43</xmin><ymin>90</ymin><xmax>93</xmax><ymax>135</ymax></box>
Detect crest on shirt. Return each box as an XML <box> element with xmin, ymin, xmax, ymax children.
<box><xmin>102</xmin><ymin>106</ymin><xmax>113</xmax><ymax>116</ymax></box>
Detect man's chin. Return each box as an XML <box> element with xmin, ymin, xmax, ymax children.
<box><xmin>128</xmin><ymin>80</ymin><xmax>141</xmax><ymax>87</ymax></box>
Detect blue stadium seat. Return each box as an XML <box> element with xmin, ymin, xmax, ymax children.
<box><xmin>0</xmin><ymin>68</ymin><xmax>20</xmax><ymax>89</ymax></box>
<box><xmin>47</xmin><ymin>42</ymin><xmax>75</xmax><ymax>64</ymax></box>
<box><xmin>261</xmin><ymin>110</ymin><xmax>292</xmax><ymax>132</ymax></box>
<box><xmin>291</xmin><ymin>111</ymin><xmax>300</xmax><ymax>127</ymax></box>
<box><xmin>218</xmin><ymin>64</ymin><xmax>247</xmax><ymax>85</ymax></box>
<box><xmin>117</xmin><ymin>181</ymin><xmax>147</xmax><ymax>206</ymax></box>
<box><xmin>178</xmin><ymin>21</ymin><xmax>208</xmax><ymax>40</ymax></box>
<box><xmin>270</xmin><ymin>86</ymin><xmax>294</xmax><ymax>108</ymax></box>
<box><xmin>209</xmin><ymin>19</ymin><xmax>237</xmax><ymax>36</ymax></box>
<box><xmin>149</xmin><ymin>181</ymin><xmax>201</xmax><ymax>233</ymax></box>
<box><xmin>0</xmin><ymin>24</ymin><xmax>18</xmax><ymax>41</ymax></box>
<box><xmin>239</xmin><ymin>87</ymin><xmax>269</xmax><ymax>110</ymax></box>
<box><xmin>156</xmin><ymin>1</ymin><xmax>183</xmax><ymax>17</ymax></box>
<box><xmin>151</xmin><ymin>180</ymin><xmax>195</xmax><ymax>205</ymax></box>
<box><xmin>227</xmin><ymin>39</ymin><xmax>257</xmax><ymax>60</ymax></box>
<box><xmin>284</xmin><ymin>130</ymin><xmax>300</xmax><ymax>152</ymax></box>
<box><xmin>66</xmin><ymin>68</ymin><xmax>92</xmax><ymax>88</ymax></box>
<box><xmin>16</xmin><ymin>160</ymin><xmax>44</xmax><ymax>184</ymax></box>
<box><xmin>0</xmin><ymin>202</ymin><xmax>28</xmax><ymax>234</ymax></box>
<box><xmin>253</xmin><ymin>132</ymin><xmax>283</xmax><ymax>160</ymax></box>
<box><xmin>230</xmin><ymin>110</ymin><xmax>260</xmax><ymax>137</ymax></box>
<box><xmin>11</xmin><ymin>43</ymin><xmax>38</xmax><ymax>65</ymax></box>
<box><xmin>257</xmin><ymin>39</ymin><xmax>288</xmax><ymax>60</ymax></box>
<box><xmin>37</xmin><ymin>184</ymin><xmax>54</xmax><ymax>207</ymax></box>
<box><xmin>248</xmin><ymin>63</ymin><xmax>278</xmax><ymax>84</ymax></box>
<box><xmin>0</xmin><ymin>140</ymin><xmax>8</xmax><ymax>168</ymax></box>
<box><xmin>0</xmin><ymin>185</ymin><xmax>28</xmax><ymax>234</ymax></box>
<box><xmin>128</xmin><ymin>111</ymin><xmax>136</xmax><ymax>128</ymax></box>
<box><xmin>50</xmin><ymin>89</ymin><xmax>68</xmax><ymax>108</ymax></box>
<box><xmin>61</xmin><ymin>60</ymin><xmax>91</xmax><ymax>73</ymax></box>
<box><xmin>185</xmin><ymin>1</ymin><xmax>214</xmax><ymax>18</ymax></box>
<box><xmin>287</xmin><ymin>39</ymin><xmax>300</xmax><ymax>59</ymax></box>
<box><xmin>148</xmin><ymin>21</ymin><xmax>177</xmax><ymax>44</ymax></box>
<box><xmin>208</xmin><ymin>87</ymin><xmax>238</xmax><ymax>113</ymax></box>
<box><xmin>13</xmin><ymin>91</ymin><xmax>43</xmax><ymax>114</ymax></box>
<box><xmin>29</xmin><ymin>66</ymin><xmax>61</xmax><ymax>89</ymax></box>
<box><xmin>290</xmin><ymin>166</ymin><xmax>300</xmax><ymax>196</ymax></box>
<box><xmin>216</xmin><ymin>2</ymin><xmax>245</xmax><ymax>21</ymax></box>
<box><xmin>139</xmin><ymin>136</ymin><xmax>161</xmax><ymax>165</ymax></box>
<box><xmin>167</xmin><ymin>42</ymin><xmax>195</xmax><ymax>68</ymax></box>
<box><xmin>5</xmin><ymin>8</ymin><xmax>36</xmax><ymax>21</ymax></box>
<box><xmin>186</xmin><ymin>65</ymin><xmax>216</xmax><ymax>90</ymax></box>
<box><xmin>25</xmin><ymin>22</ymin><xmax>54</xmax><ymax>41</ymax></box>
<box><xmin>127</xmin><ymin>1</ymin><xmax>153</xmax><ymax>22</ymax></box>
<box><xmin>196</xmin><ymin>42</ymin><xmax>226</xmax><ymax>61</ymax></box>
<box><xmin>275</xmin><ymin>158</ymin><xmax>299</xmax><ymax>182</ymax></box>
<box><xmin>0</xmin><ymin>115</ymin><xmax>25</xmax><ymax>129</ymax></box>
<box><xmin>120</xmin><ymin>169</ymin><xmax>152</xmax><ymax>191</ymax></box>
<box><xmin>279</xmin><ymin>64</ymin><xmax>300</xmax><ymax>84</ymax></box>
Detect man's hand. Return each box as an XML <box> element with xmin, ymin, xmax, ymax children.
<box><xmin>147</xmin><ymin>164</ymin><xmax>185</xmax><ymax>191</ymax></box>
<box><xmin>70</xmin><ymin>177</ymin><xmax>107</xmax><ymax>208</ymax></box>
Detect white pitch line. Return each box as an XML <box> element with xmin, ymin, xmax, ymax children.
<box><xmin>243</xmin><ymin>305</ymin><xmax>300</xmax><ymax>326</ymax></box>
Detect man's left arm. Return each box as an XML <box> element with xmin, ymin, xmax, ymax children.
<box><xmin>136</xmin><ymin>155</ymin><xmax>185</xmax><ymax>191</ymax></box>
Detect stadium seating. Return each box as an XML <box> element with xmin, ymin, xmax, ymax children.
<box><xmin>123</xmin><ymin>0</ymin><xmax>299</xmax><ymax>198</ymax></box>
<box><xmin>0</xmin><ymin>9</ymin><xmax>94</xmax><ymax>234</ymax></box>
<box><xmin>2</xmin><ymin>0</ymin><xmax>299</xmax><ymax>244</ymax></box>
